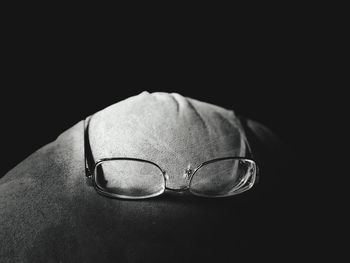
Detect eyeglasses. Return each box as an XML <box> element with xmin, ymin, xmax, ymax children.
<box><xmin>84</xmin><ymin>117</ymin><xmax>259</xmax><ymax>199</ymax></box>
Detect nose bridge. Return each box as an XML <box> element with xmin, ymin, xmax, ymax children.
<box><xmin>164</xmin><ymin>164</ymin><xmax>194</xmax><ymax>191</ymax></box>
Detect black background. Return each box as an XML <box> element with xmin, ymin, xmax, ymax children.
<box><xmin>1</xmin><ymin>14</ymin><xmax>329</xmax><ymax>177</ymax></box>
<box><xmin>2</xmin><ymin>38</ymin><xmax>314</xmax><ymax>176</ymax></box>
<box><xmin>1</xmin><ymin>14</ymin><xmax>337</xmax><ymax>261</ymax></box>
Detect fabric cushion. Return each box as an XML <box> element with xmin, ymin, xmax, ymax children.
<box><xmin>0</xmin><ymin>92</ymin><xmax>282</xmax><ymax>262</ymax></box>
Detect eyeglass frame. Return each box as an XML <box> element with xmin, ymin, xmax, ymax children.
<box><xmin>84</xmin><ymin>116</ymin><xmax>260</xmax><ymax>200</ymax></box>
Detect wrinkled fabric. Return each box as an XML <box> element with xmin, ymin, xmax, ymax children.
<box><xmin>89</xmin><ymin>91</ymin><xmax>249</xmax><ymax>189</ymax></box>
<box><xmin>0</xmin><ymin>92</ymin><xmax>282</xmax><ymax>263</ymax></box>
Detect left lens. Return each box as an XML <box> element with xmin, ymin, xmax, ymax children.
<box><xmin>189</xmin><ymin>158</ymin><xmax>256</xmax><ymax>197</ymax></box>
<box><xmin>95</xmin><ymin>160</ymin><xmax>165</xmax><ymax>199</ymax></box>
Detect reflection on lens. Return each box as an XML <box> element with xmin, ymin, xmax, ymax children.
<box><xmin>189</xmin><ymin>159</ymin><xmax>256</xmax><ymax>197</ymax></box>
<box><xmin>95</xmin><ymin>160</ymin><xmax>165</xmax><ymax>198</ymax></box>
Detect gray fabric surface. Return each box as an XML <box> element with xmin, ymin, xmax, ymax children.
<box><xmin>0</xmin><ymin>92</ymin><xmax>282</xmax><ymax>262</ymax></box>
<box><xmin>89</xmin><ymin>91</ymin><xmax>249</xmax><ymax>189</ymax></box>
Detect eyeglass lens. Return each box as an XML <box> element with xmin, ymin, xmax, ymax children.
<box><xmin>94</xmin><ymin>159</ymin><xmax>255</xmax><ymax>198</ymax></box>
<box><xmin>95</xmin><ymin>160</ymin><xmax>165</xmax><ymax>198</ymax></box>
<box><xmin>189</xmin><ymin>159</ymin><xmax>256</xmax><ymax>197</ymax></box>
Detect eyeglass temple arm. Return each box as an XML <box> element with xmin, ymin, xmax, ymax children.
<box><xmin>237</xmin><ymin>115</ymin><xmax>261</xmax><ymax>183</ymax></box>
<box><xmin>84</xmin><ymin>117</ymin><xmax>94</xmax><ymax>178</ymax></box>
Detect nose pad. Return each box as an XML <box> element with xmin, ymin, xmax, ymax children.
<box><xmin>164</xmin><ymin>165</ymin><xmax>193</xmax><ymax>191</ymax></box>
<box><xmin>164</xmin><ymin>172</ymin><xmax>170</xmax><ymax>181</ymax></box>
<box><xmin>183</xmin><ymin>168</ymin><xmax>193</xmax><ymax>180</ymax></box>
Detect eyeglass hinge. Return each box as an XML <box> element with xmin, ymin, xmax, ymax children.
<box><xmin>85</xmin><ymin>167</ymin><xmax>93</xmax><ymax>178</ymax></box>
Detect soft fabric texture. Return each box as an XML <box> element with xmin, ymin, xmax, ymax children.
<box><xmin>89</xmin><ymin>91</ymin><xmax>249</xmax><ymax>189</ymax></box>
<box><xmin>0</xmin><ymin>92</ymin><xmax>283</xmax><ymax>263</ymax></box>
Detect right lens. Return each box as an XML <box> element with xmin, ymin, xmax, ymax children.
<box><xmin>189</xmin><ymin>158</ymin><xmax>256</xmax><ymax>197</ymax></box>
<box><xmin>94</xmin><ymin>159</ymin><xmax>165</xmax><ymax>199</ymax></box>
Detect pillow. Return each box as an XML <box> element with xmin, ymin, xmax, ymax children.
<box><xmin>0</xmin><ymin>92</ymin><xmax>282</xmax><ymax>262</ymax></box>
